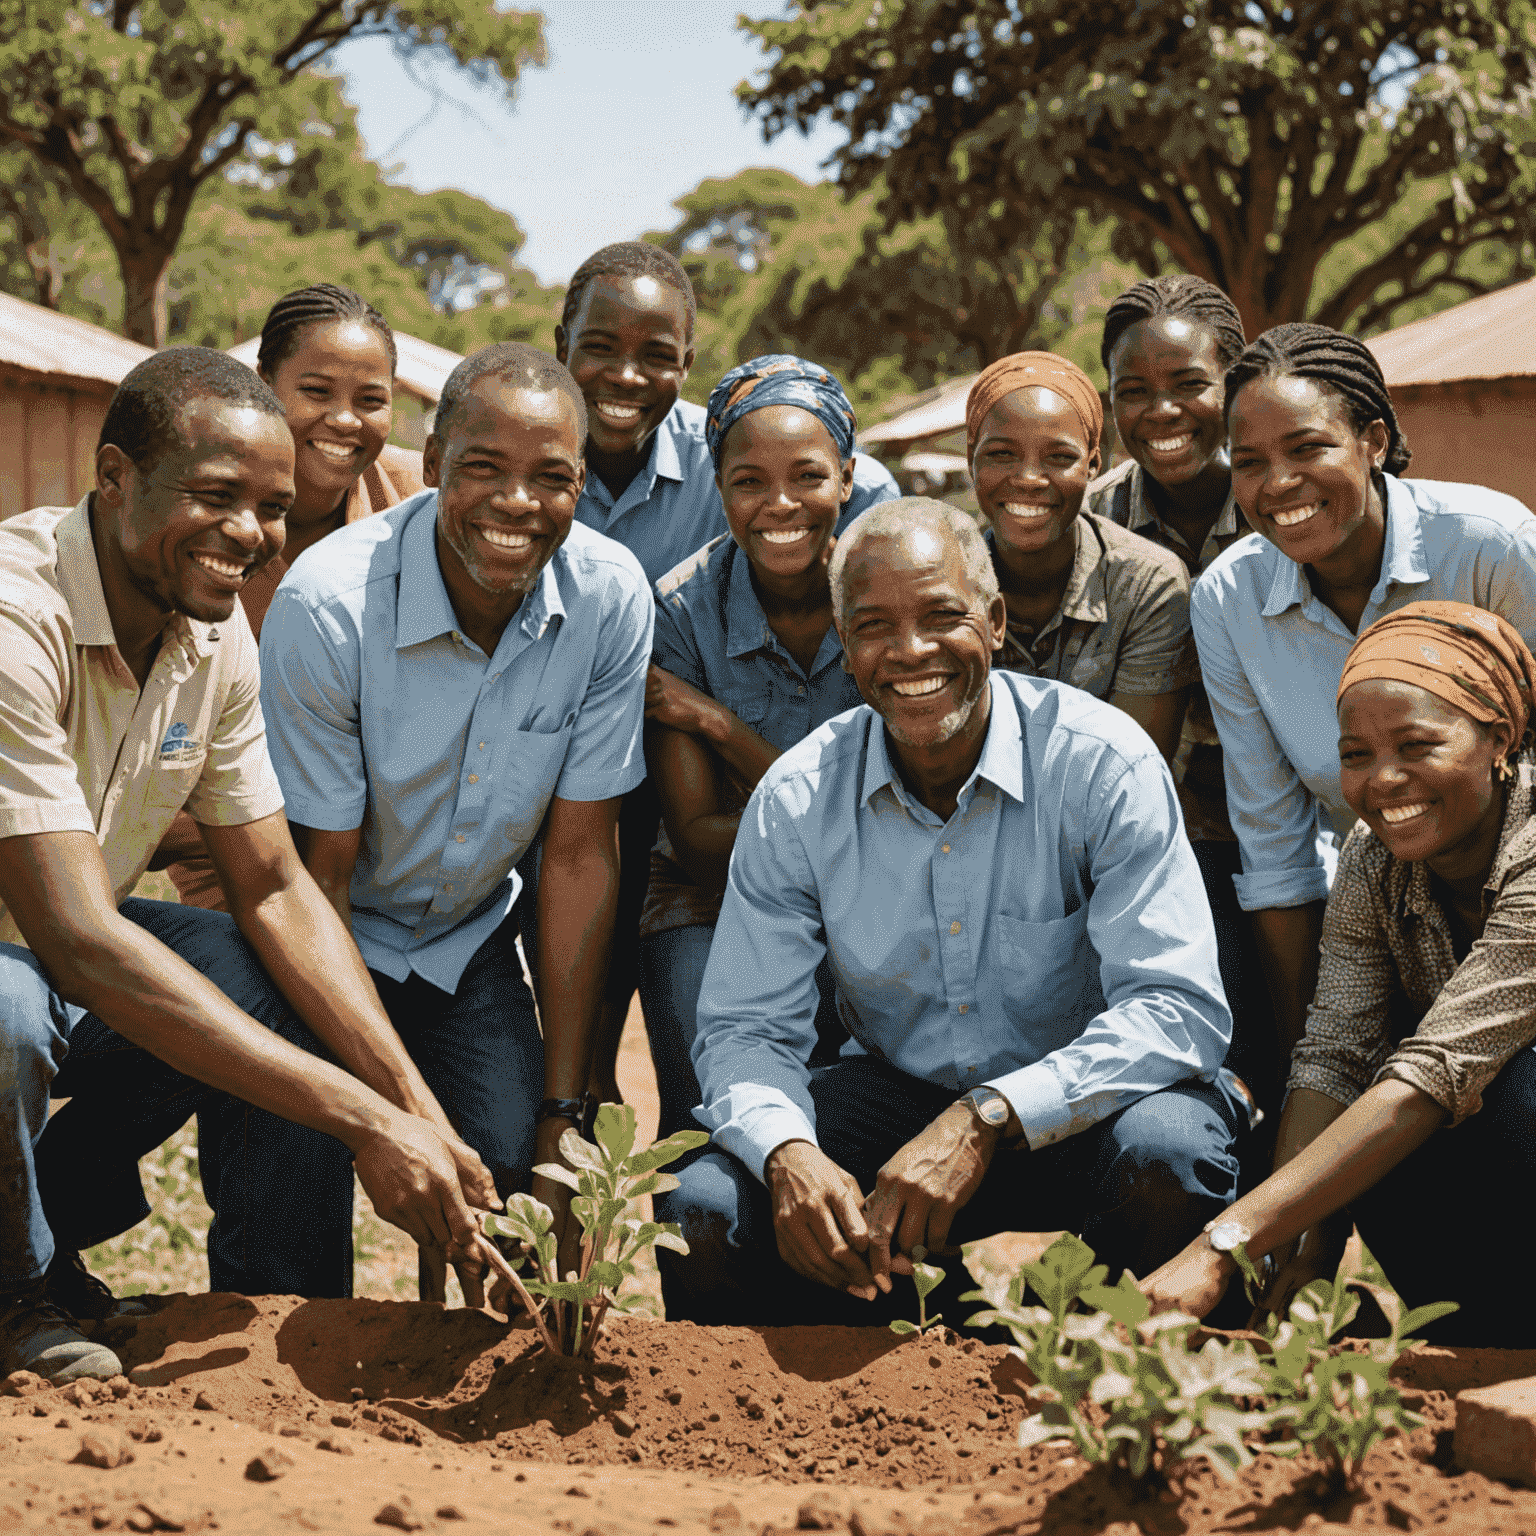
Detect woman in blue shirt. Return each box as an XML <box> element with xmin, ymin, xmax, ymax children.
<box><xmin>637</xmin><ymin>356</ymin><xmax>871</xmax><ymax>1139</ymax></box>
<box><xmin>1192</xmin><ymin>323</ymin><xmax>1536</xmax><ymax>1065</ymax></box>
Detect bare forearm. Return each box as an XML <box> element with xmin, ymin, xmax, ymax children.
<box><xmin>699</xmin><ymin>705</ymin><xmax>781</xmax><ymax>793</ymax></box>
<box><xmin>1252</xmin><ymin>901</ymin><xmax>1326</xmax><ymax>1060</ymax></box>
<box><xmin>537</xmin><ymin>847</ymin><xmax>619</xmax><ymax>1100</ymax></box>
<box><xmin>147</xmin><ymin>810</ymin><xmax>207</xmax><ymax>871</ymax></box>
<box><xmin>672</xmin><ymin>810</ymin><xmax>743</xmax><ymax>893</ymax></box>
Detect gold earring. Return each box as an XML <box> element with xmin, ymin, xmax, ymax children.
<box><xmin>1496</xmin><ymin>757</ymin><xmax>1515</xmax><ymax>784</ymax></box>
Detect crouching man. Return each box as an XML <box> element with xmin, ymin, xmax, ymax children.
<box><xmin>0</xmin><ymin>350</ymin><xmax>502</xmax><ymax>1383</ymax></box>
<box><xmin>658</xmin><ymin>499</ymin><xmax>1243</xmax><ymax>1325</ymax></box>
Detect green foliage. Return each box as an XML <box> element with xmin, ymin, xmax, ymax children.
<box><xmin>741</xmin><ymin>0</ymin><xmax>1536</xmax><ymax>336</ymax></box>
<box><xmin>482</xmin><ymin>1104</ymin><xmax>707</xmax><ymax>1359</ymax></box>
<box><xmin>961</xmin><ymin>1232</ymin><xmax>1456</xmax><ymax>1492</ymax></box>
<box><xmin>889</xmin><ymin>1244</ymin><xmax>947</xmax><ymax>1337</ymax></box>
<box><xmin>0</xmin><ymin>0</ymin><xmax>545</xmax><ymax>342</ymax></box>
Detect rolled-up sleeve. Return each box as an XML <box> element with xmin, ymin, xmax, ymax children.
<box><xmin>990</xmin><ymin>746</ymin><xmax>1232</xmax><ymax>1147</ymax></box>
<box><xmin>1191</xmin><ymin>575</ymin><xmax>1331</xmax><ymax>911</ymax></box>
<box><xmin>691</xmin><ymin>777</ymin><xmax>826</xmax><ymax>1180</ymax></box>
<box><xmin>553</xmin><ymin>565</ymin><xmax>653</xmax><ymax>803</ymax></box>
<box><xmin>258</xmin><ymin>587</ymin><xmax>368</xmax><ymax>833</ymax></box>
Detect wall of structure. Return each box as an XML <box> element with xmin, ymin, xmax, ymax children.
<box><xmin>0</xmin><ymin>370</ymin><xmax>112</xmax><ymax>518</ymax></box>
<box><xmin>1391</xmin><ymin>379</ymin><xmax>1536</xmax><ymax>511</ymax></box>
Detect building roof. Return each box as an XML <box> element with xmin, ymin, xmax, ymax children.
<box><xmin>1368</xmin><ymin>276</ymin><xmax>1536</xmax><ymax>388</ymax></box>
<box><xmin>0</xmin><ymin>290</ymin><xmax>154</xmax><ymax>388</ymax></box>
<box><xmin>228</xmin><ymin>329</ymin><xmax>463</xmax><ymax>404</ymax></box>
<box><xmin>858</xmin><ymin>373</ymin><xmax>977</xmax><ymax>446</ymax></box>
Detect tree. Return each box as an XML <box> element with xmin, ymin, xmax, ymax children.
<box><xmin>740</xmin><ymin>0</ymin><xmax>1536</xmax><ymax>337</ymax></box>
<box><xmin>0</xmin><ymin>0</ymin><xmax>544</xmax><ymax>344</ymax></box>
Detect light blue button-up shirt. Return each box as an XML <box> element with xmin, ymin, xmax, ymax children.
<box><xmin>260</xmin><ymin>492</ymin><xmax>653</xmax><ymax>992</ymax></box>
<box><xmin>1191</xmin><ymin>474</ymin><xmax>1536</xmax><ymax>913</ymax></box>
<box><xmin>574</xmin><ymin>399</ymin><xmax>902</xmax><ymax>588</ymax></box>
<box><xmin>692</xmin><ymin>670</ymin><xmax>1230</xmax><ymax>1181</ymax></box>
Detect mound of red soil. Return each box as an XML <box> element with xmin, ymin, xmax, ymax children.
<box><xmin>3</xmin><ymin>1294</ymin><xmax>1535</xmax><ymax>1535</ymax></box>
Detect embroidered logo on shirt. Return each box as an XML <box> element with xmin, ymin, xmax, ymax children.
<box><xmin>157</xmin><ymin>721</ymin><xmax>204</xmax><ymax>766</ymax></box>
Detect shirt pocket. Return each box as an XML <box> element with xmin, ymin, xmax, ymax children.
<box><xmin>146</xmin><ymin>757</ymin><xmax>207</xmax><ymax>811</ymax></box>
<box><xmin>496</xmin><ymin>718</ymin><xmax>578</xmax><ymax>852</ymax></box>
<box><xmin>715</xmin><ymin>685</ymin><xmax>772</xmax><ymax>733</ymax></box>
<box><xmin>991</xmin><ymin>907</ymin><xmax>1103</xmax><ymax>1046</ymax></box>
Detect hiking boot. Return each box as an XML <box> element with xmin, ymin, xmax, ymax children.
<box><xmin>45</xmin><ymin>1250</ymin><xmax>153</xmax><ymax>1324</ymax></box>
<box><xmin>0</xmin><ymin>1280</ymin><xmax>123</xmax><ymax>1383</ymax></box>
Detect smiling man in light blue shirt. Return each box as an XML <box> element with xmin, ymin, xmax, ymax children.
<box><xmin>261</xmin><ymin>342</ymin><xmax>652</xmax><ymax>1268</ymax></box>
<box><xmin>658</xmin><ymin>498</ymin><xmax>1241</xmax><ymax>1327</ymax></box>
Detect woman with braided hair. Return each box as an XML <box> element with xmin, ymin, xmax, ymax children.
<box><xmin>1190</xmin><ymin>321</ymin><xmax>1536</xmax><ymax>1073</ymax></box>
<box><xmin>1145</xmin><ymin>604</ymin><xmax>1536</xmax><ymax>1344</ymax></box>
<box><xmin>156</xmin><ymin>283</ymin><xmax>424</xmax><ymax>909</ymax></box>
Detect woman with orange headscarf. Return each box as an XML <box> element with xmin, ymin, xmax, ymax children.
<box><xmin>965</xmin><ymin>352</ymin><xmax>1198</xmax><ymax>763</ymax></box>
<box><xmin>1142</xmin><ymin>602</ymin><xmax>1536</xmax><ymax>1344</ymax></box>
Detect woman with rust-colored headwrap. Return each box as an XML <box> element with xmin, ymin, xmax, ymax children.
<box><xmin>1142</xmin><ymin>600</ymin><xmax>1536</xmax><ymax>1347</ymax></box>
<box><xmin>964</xmin><ymin>352</ymin><xmax>1198</xmax><ymax>766</ymax></box>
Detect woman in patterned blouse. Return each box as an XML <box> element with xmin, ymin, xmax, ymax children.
<box><xmin>1143</xmin><ymin>601</ymin><xmax>1536</xmax><ymax>1343</ymax></box>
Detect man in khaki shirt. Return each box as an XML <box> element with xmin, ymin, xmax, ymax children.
<box><xmin>0</xmin><ymin>348</ymin><xmax>505</xmax><ymax>1384</ymax></box>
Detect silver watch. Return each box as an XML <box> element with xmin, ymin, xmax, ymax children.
<box><xmin>959</xmin><ymin>1086</ymin><xmax>1010</xmax><ymax>1128</ymax></box>
<box><xmin>1204</xmin><ymin>1217</ymin><xmax>1252</xmax><ymax>1255</ymax></box>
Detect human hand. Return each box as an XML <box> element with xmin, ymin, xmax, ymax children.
<box><xmin>645</xmin><ymin>664</ymin><xmax>727</xmax><ymax>737</ymax></box>
<box><xmin>1140</xmin><ymin>1238</ymin><xmax>1234</xmax><ymax>1318</ymax></box>
<box><xmin>863</xmin><ymin>1102</ymin><xmax>994</xmax><ymax>1292</ymax></box>
<box><xmin>1247</xmin><ymin>1220</ymin><xmax>1348</xmax><ymax>1329</ymax></box>
<box><xmin>764</xmin><ymin>1140</ymin><xmax>880</xmax><ymax>1299</ymax></box>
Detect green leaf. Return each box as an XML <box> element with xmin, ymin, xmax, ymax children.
<box><xmin>593</xmin><ymin>1102</ymin><xmax>637</xmax><ymax>1164</ymax></box>
<box><xmin>531</xmin><ymin>1162</ymin><xmax>581</xmax><ymax>1191</ymax></box>
<box><xmin>1080</xmin><ymin>1271</ymin><xmax>1151</xmax><ymax>1329</ymax></box>
<box><xmin>1024</xmin><ymin>1233</ymin><xmax>1110</xmax><ymax>1322</ymax></box>
<box><xmin>587</xmin><ymin>1260</ymin><xmax>625</xmax><ymax>1290</ymax></box>
<box><xmin>889</xmin><ymin>1318</ymin><xmax>919</xmax><ymax>1336</ymax></box>
<box><xmin>558</xmin><ymin>1128</ymin><xmax>606</xmax><ymax>1173</ymax></box>
<box><xmin>523</xmin><ymin>1278</ymin><xmax>600</xmax><ymax>1305</ymax></box>
<box><xmin>912</xmin><ymin>1260</ymin><xmax>946</xmax><ymax>1304</ymax></box>
<box><xmin>623</xmin><ymin>1129</ymin><xmax>710</xmax><ymax>1176</ymax></box>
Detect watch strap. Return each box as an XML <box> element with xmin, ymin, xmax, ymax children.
<box><xmin>537</xmin><ymin>1095</ymin><xmax>592</xmax><ymax>1128</ymax></box>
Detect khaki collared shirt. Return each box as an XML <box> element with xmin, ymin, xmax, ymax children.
<box><xmin>0</xmin><ymin>500</ymin><xmax>284</xmax><ymax>946</ymax></box>
<box><xmin>1289</xmin><ymin>758</ymin><xmax>1536</xmax><ymax>1124</ymax></box>
<box><xmin>1086</xmin><ymin>458</ymin><xmax>1251</xmax><ymax>839</ymax></box>
<box><xmin>989</xmin><ymin>512</ymin><xmax>1197</xmax><ymax>699</ymax></box>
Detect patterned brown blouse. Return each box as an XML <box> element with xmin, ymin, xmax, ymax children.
<box><xmin>1288</xmin><ymin>756</ymin><xmax>1536</xmax><ymax>1124</ymax></box>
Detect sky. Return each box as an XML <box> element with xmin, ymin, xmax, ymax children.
<box><xmin>332</xmin><ymin>0</ymin><xmax>848</xmax><ymax>285</ymax></box>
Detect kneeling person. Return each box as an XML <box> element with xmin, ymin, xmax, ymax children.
<box><xmin>260</xmin><ymin>343</ymin><xmax>652</xmax><ymax>1267</ymax></box>
<box><xmin>660</xmin><ymin>499</ymin><xmax>1242</xmax><ymax>1325</ymax></box>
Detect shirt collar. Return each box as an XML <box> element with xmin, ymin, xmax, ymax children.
<box><xmin>1059</xmin><ymin>518</ymin><xmax>1106</xmax><ymax>624</ymax></box>
<box><xmin>1120</xmin><ymin>461</ymin><xmax>1241</xmax><ymax>544</ymax></box>
<box><xmin>582</xmin><ymin>406</ymin><xmax>686</xmax><ymax>511</ymax></box>
<box><xmin>859</xmin><ymin>672</ymin><xmax>1026</xmax><ymax>812</ymax></box>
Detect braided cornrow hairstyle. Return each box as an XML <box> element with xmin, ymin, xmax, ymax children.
<box><xmin>1223</xmin><ymin>322</ymin><xmax>1412</xmax><ymax>475</ymax></box>
<box><xmin>560</xmin><ymin>241</ymin><xmax>696</xmax><ymax>340</ymax></box>
<box><xmin>256</xmin><ymin>284</ymin><xmax>398</xmax><ymax>379</ymax></box>
<box><xmin>1100</xmin><ymin>274</ymin><xmax>1247</xmax><ymax>374</ymax></box>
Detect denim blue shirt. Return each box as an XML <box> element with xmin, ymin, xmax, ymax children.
<box><xmin>642</xmin><ymin>533</ymin><xmax>865</xmax><ymax>934</ymax></box>
<box><xmin>693</xmin><ymin>670</ymin><xmax>1230</xmax><ymax>1180</ymax></box>
<box><xmin>1191</xmin><ymin>475</ymin><xmax>1536</xmax><ymax>912</ymax></box>
<box><xmin>260</xmin><ymin>492</ymin><xmax>653</xmax><ymax>991</ymax></box>
<box><xmin>574</xmin><ymin>399</ymin><xmax>901</xmax><ymax>588</ymax></box>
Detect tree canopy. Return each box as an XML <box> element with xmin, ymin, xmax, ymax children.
<box><xmin>0</xmin><ymin>0</ymin><xmax>544</xmax><ymax>343</ymax></box>
<box><xmin>740</xmin><ymin>0</ymin><xmax>1536</xmax><ymax>337</ymax></box>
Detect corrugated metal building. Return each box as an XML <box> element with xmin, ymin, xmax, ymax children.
<box><xmin>0</xmin><ymin>291</ymin><xmax>154</xmax><ymax>518</ymax></box>
<box><xmin>1367</xmin><ymin>277</ymin><xmax>1536</xmax><ymax>509</ymax></box>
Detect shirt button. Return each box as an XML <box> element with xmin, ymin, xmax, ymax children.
<box><xmin>950</xmin><ymin>920</ymin><xmax>961</xmax><ymax>934</ymax></box>
<box><xmin>478</xmin><ymin>742</ymin><xmax>486</xmax><ymax>751</ymax></box>
<box><xmin>958</xmin><ymin>1004</ymin><xmax>969</xmax><ymax>1015</ymax></box>
<box><xmin>455</xmin><ymin>834</ymin><xmax>467</xmax><ymax>843</ymax></box>
<box><xmin>797</xmin><ymin>685</ymin><xmax>806</xmax><ymax>696</ymax></box>
<box><xmin>941</xmin><ymin>843</ymin><xmax>950</xmax><ymax>854</ymax></box>
<box><xmin>468</xmin><ymin>774</ymin><xmax>479</xmax><ymax>784</ymax></box>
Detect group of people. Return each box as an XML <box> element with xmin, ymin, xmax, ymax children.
<box><xmin>2</xmin><ymin>239</ymin><xmax>1533</xmax><ymax>1388</ymax></box>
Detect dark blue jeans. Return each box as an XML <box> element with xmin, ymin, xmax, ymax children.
<box><xmin>657</xmin><ymin>1054</ymin><xmax>1241</xmax><ymax>1326</ymax></box>
<box><xmin>1349</xmin><ymin>1046</ymin><xmax>1536</xmax><ymax>1347</ymax></box>
<box><xmin>6</xmin><ymin>899</ymin><xmax>357</xmax><ymax>1296</ymax></box>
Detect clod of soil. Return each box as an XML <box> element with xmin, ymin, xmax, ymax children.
<box><xmin>0</xmin><ymin>1294</ymin><xmax>1533</xmax><ymax>1535</ymax></box>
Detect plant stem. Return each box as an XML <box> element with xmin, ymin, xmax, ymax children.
<box><xmin>581</xmin><ymin>1294</ymin><xmax>613</xmax><ymax>1361</ymax></box>
<box><xmin>499</xmin><ymin>1264</ymin><xmax>560</xmax><ymax>1357</ymax></box>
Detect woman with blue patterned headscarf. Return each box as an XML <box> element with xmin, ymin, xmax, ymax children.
<box><xmin>635</xmin><ymin>355</ymin><xmax>900</xmax><ymax>1159</ymax></box>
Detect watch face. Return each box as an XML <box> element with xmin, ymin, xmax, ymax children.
<box><xmin>970</xmin><ymin>1090</ymin><xmax>1009</xmax><ymax>1127</ymax></box>
<box><xmin>1209</xmin><ymin>1220</ymin><xmax>1251</xmax><ymax>1253</ymax></box>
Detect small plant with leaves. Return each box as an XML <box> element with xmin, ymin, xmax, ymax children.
<box><xmin>962</xmin><ymin>1233</ymin><xmax>1277</xmax><ymax>1488</ymax></box>
<box><xmin>1242</xmin><ymin>1237</ymin><xmax>1458</xmax><ymax>1488</ymax></box>
<box><xmin>482</xmin><ymin>1104</ymin><xmax>707</xmax><ymax>1359</ymax></box>
<box><xmin>889</xmin><ymin>1244</ymin><xmax>946</xmax><ymax>1337</ymax></box>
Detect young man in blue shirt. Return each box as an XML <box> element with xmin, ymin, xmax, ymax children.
<box><xmin>260</xmin><ymin>343</ymin><xmax>652</xmax><ymax>1270</ymax></box>
<box><xmin>659</xmin><ymin>498</ymin><xmax>1242</xmax><ymax>1325</ymax></box>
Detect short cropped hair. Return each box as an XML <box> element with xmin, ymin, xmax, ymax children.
<box><xmin>1100</xmin><ymin>274</ymin><xmax>1247</xmax><ymax>374</ymax></box>
<box><xmin>560</xmin><ymin>241</ymin><xmax>696</xmax><ymax>341</ymax></box>
<box><xmin>828</xmin><ymin>497</ymin><xmax>999</xmax><ymax>630</ymax></box>
<box><xmin>431</xmin><ymin>342</ymin><xmax>588</xmax><ymax>447</ymax></box>
<box><xmin>98</xmin><ymin>347</ymin><xmax>286</xmax><ymax>470</ymax></box>
<box><xmin>256</xmin><ymin>283</ymin><xmax>397</xmax><ymax>378</ymax></box>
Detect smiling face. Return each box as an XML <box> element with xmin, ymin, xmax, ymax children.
<box><xmin>1107</xmin><ymin>315</ymin><xmax>1229</xmax><ymax>490</ymax></box>
<box><xmin>262</xmin><ymin>319</ymin><xmax>393</xmax><ymax>519</ymax></box>
<box><xmin>837</xmin><ymin>524</ymin><xmax>1007</xmax><ymax>751</ymax></box>
<box><xmin>556</xmin><ymin>274</ymin><xmax>693</xmax><ymax>461</ymax></box>
<box><xmin>97</xmin><ymin>398</ymin><xmax>294</xmax><ymax>625</ymax></box>
<box><xmin>1338</xmin><ymin>678</ymin><xmax>1512</xmax><ymax>873</ymax></box>
<box><xmin>1228</xmin><ymin>374</ymin><xmax>1389</xmax><ymax>564</ymax></box>
<box><xmin>718</xmin><ymin>405</ymin><xmax>852</xmax><ymax>584</ymax></box>
<box><xmin>969</xmin><ymin>386</ymin><xmax>1099</xmax><ymax>563</ymax></box>
<box><xmin>425</xmin><ymin>378</ymin><xmax>585</xmax><ymax>604</ymax></box>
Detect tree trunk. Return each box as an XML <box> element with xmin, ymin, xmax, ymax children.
<box><xmin>118</xmin><ymin>245</ymin><xmax>172</xmax><ymax>347</ymax></box>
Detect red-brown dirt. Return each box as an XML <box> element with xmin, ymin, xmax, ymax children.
<box><xmin>3</xmin><ymin>1296</ymin><xmax>1536</xmax><ymax>1535</ymax></box>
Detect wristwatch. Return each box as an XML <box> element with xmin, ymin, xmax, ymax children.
<box><xmin>1203</xmin><ymin>1216</ymin><xmax>1252</xmax><ymax>1255</ymax></box>
<box><xmin>958</xmin><ymin>1086</ymin><xmax>1011</xmax><ymax>1130</ymax></box>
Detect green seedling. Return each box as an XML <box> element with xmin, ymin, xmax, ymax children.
<box><xmin>889</xmin><ymin>1244</ymin><xmax>946</xmax><ymax>1337</ymax></box>
<box><xmin>481</xmin><ymin>1103</ymin><xmax>707</xmax><ymax>1359</ymax></box>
